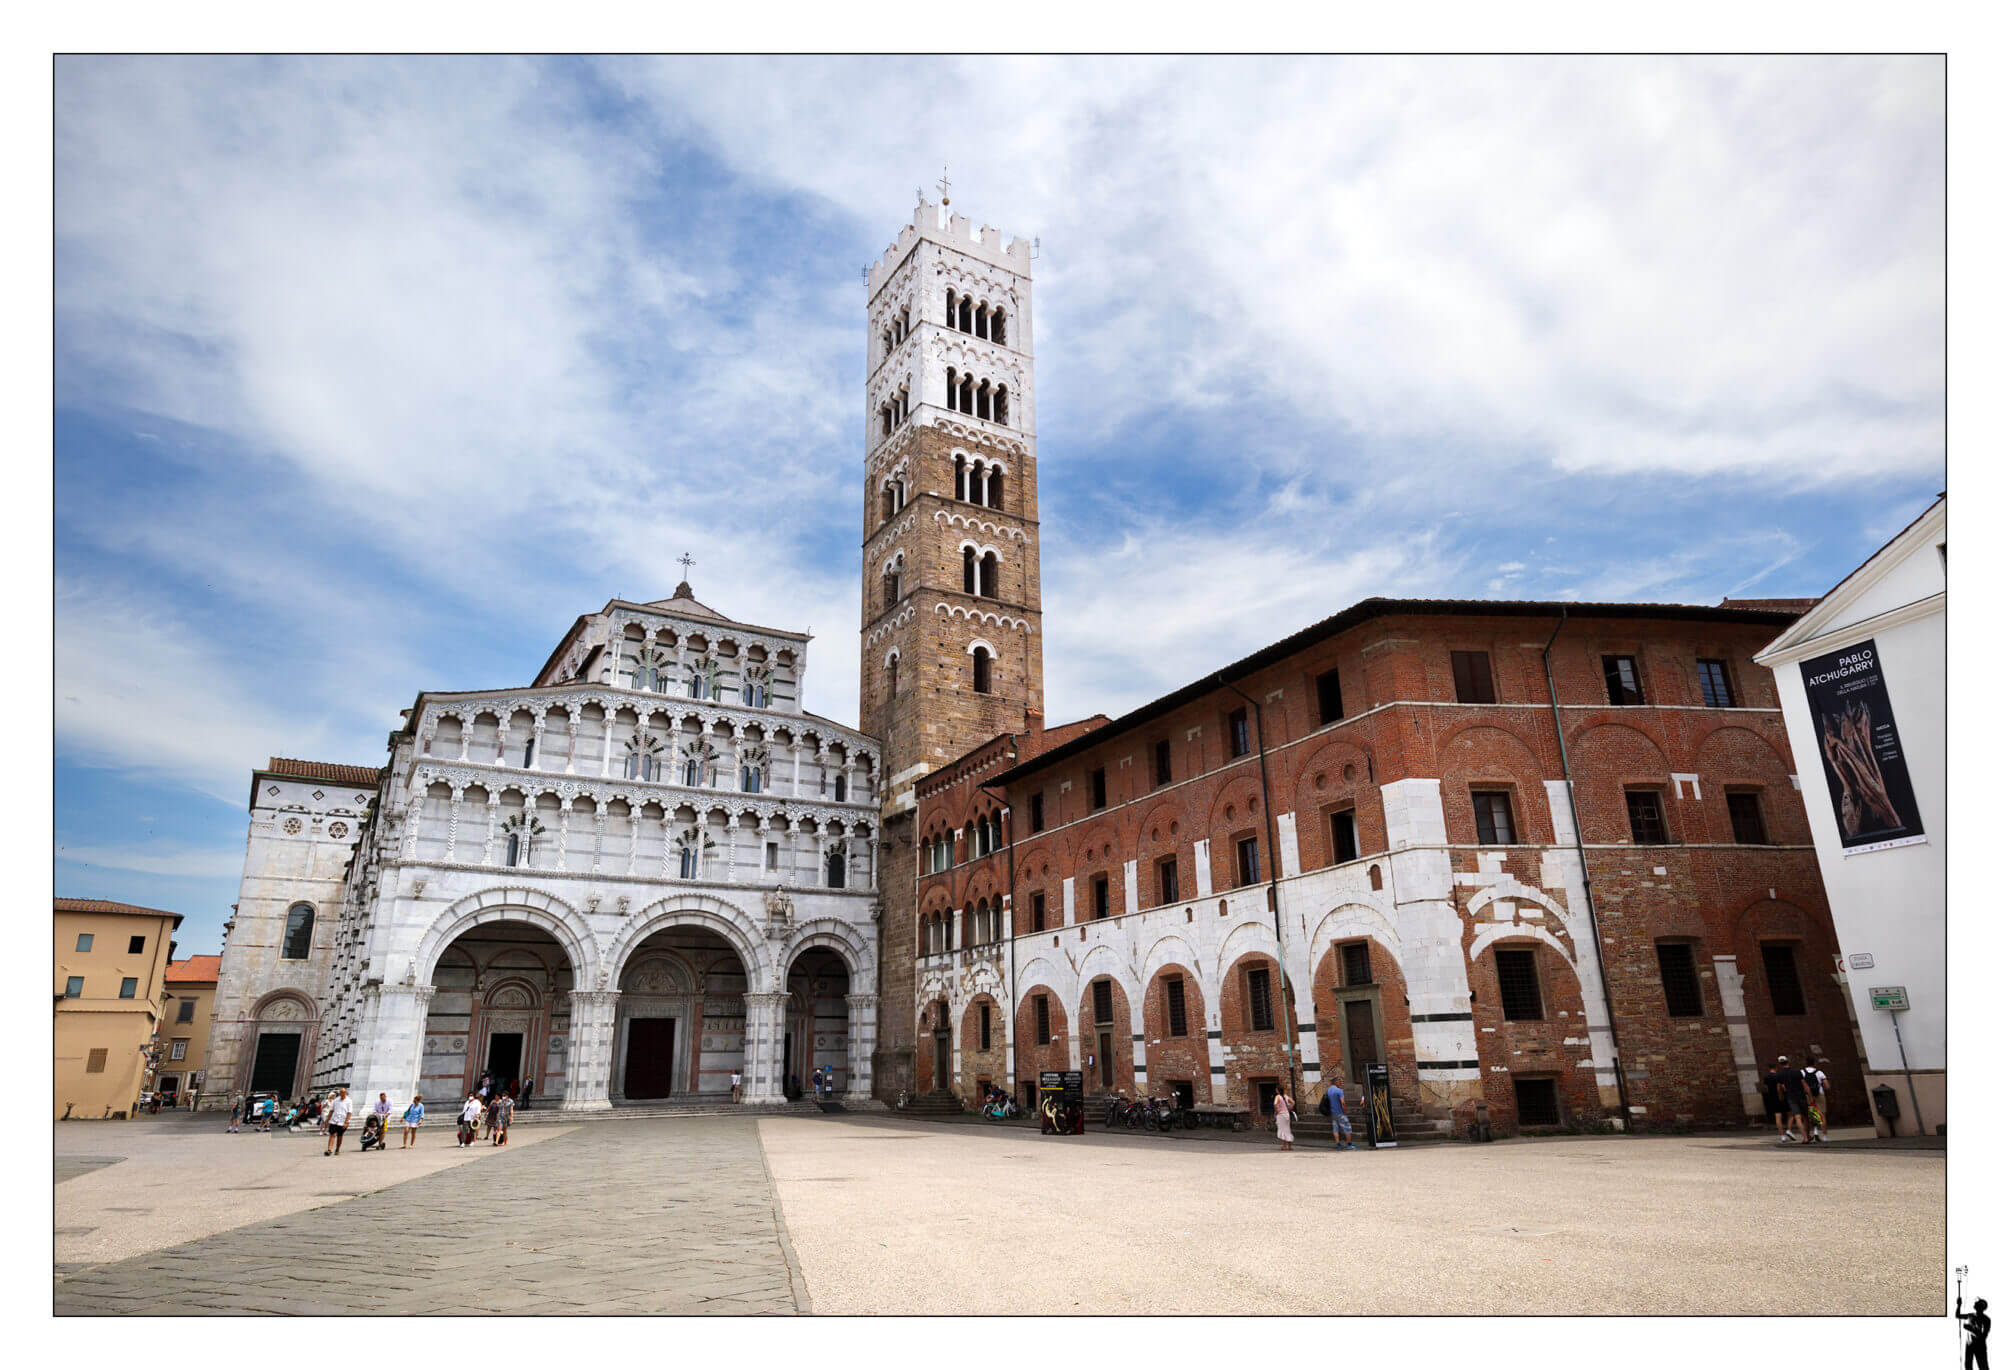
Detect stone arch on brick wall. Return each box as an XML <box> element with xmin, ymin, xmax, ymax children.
<box><xmin>1305</xmin><ymin>901</ymin><xmax>1404</xmax><ymax>986</ymax></box>
<box><xmin>1139</xmin><ymin>933</ymin><xmax>1208</xmax><ymax>1006</ymax></box>
<box><xmin>1139</xmin><ymin>960</ymin><xmax>1213</xmax><ymax>1101</ymax></box>
<box><xmin>1567</xmin><ymin>721</ymin><xmax>1678</xmax><ymax>843</ymax></box>
<box><xmin>1074</xmin><ymin>941</ymin><xmax>1142</xmax><ymax>1020</ymax></box>
<box><xmin>1015</xmin><ymin>955</ymin><xmax>1075</xmax><ymax>1018</ymax></box>
<box><xmin>1466</xmin><ymin>921</ymin><xmax>1579</xmax><ymax>979</ymax></box>
<box><xmin>414</xmin><ymin>889</ymin><xmax>602</xmax><ymax>989</ymax></box>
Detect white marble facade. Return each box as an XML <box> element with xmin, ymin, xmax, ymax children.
<box><xmin>209</xmin><ymin>586</ymin><xmax>884</xmax><ymax>1110</ymax></box>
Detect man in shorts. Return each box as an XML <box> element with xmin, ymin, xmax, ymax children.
<box><xmin>1808</xmin><ymin>1057</ymin><xmax>1831</xmax><ymax>1141</ymax></box>
<box><xmin>730</xmin><ymin>1069</ymin><xmax>742</xmax><ymax>1103</ymax></box>
<box><xmin>1322</xmin><ymin>1075</ymin><xmax>1357</xmax><ymax>1150</ymax></box>
<box><xmin>323</xmin><ymin>1087</ymin><xmax>353</xmax><ymax>1156</ymax></box>
<box><xmin>1773</xmin><ymin>1056</ymin><xmax>1810</xmax><ymax>1144</ymax></box>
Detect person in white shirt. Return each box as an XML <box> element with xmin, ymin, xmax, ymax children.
<box><xmin>323</xmin><ymin>1088</ymin><xmax>354</xmax><ymax>1157</ymax></box>
<box><xmin>730</xmin><ymin>1070</ymin><xmax>742</xmax><ymax>1103</ymax></box>
<box><xmin>1810</xmin><ymin>1058</ymin><xmax>1831</xmax><ymax>1141</ymax></box>
<box><xmin>459</xmin><ymin>1093</ymin><xmax>484</xmax><ymax>1148</ymax></box>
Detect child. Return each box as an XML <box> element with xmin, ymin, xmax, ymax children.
<box><xmin>401</xmin><ymin>1094</ymin><xmax>424</xmax><ymax>1148</ymax></box>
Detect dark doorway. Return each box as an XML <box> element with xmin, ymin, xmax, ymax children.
<box><xmin>250</xmin><ymin>1031</ymin><xmax>301</xmax><ymax>1096</ymax></box>
<box><xmin>623</xmin><ymin>1019</ymin><xmax>676</xmax><ymax>1100</ymax></box>
<box><xmin>933</xmin><ymin>1026</ymin><xmax>950</xmax><ymax>1093</ymax></box>
<box><xmin>1095</xmin><ymin>1029</ymin><xmax>1114</xmax><ymax>1091</ymax></box>
<box><xmin>1342</xmin><ymin>998</ymin><xmax>1382</xmax><ymax>1072</ymax></box>
<box><xmin>486</xmin><ymin>1032</ymin><xmax>524</xmax><ymax>1090</ymax></box>
<box><xmin>1514</xmin><ymin>1076</ymin><xmax>1561</xmax><ymax>1127</ymax></box>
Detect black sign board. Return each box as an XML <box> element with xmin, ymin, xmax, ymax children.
<box><xmin>1799</xmin><ymin>639</ymin><xmax>1926</xmax><ymax>855</ymax></box>
<box><xmin>1364</xmin><ymin>1062</ymin><xmax>1396</xmax><ymax>1148</ymax></box>
<box><xmin>1038</xmin><ymin>1070</ymin><xmax>1084</xmax><ymax>1134</ymax></box>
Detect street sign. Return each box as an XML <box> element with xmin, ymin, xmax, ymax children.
<box><xmin>1869</xmin><ymin>985</ymin><xmax>1909</xmax><ymax>1012</ymax></box>
<box><xmin>1847</xmin><ymin>953</ymin><xmax>1875</xmax><ymax>970</ymax></box>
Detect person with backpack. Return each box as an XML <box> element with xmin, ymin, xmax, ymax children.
<box><xmin>458</xmin><ymin>1092</ymin><xmax>484</xmax><ymax>1148</ymax></box>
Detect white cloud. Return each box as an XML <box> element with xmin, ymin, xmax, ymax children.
<box><xmin>55</xmin><ymin>840</ymin><xmax>245</xmax><ymax>880</ymax></box>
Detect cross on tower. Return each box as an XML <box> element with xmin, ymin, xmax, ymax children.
<box><xmin>937</xmin><ymin>166</ymin><xmax>950</xmax><ymax>206</ymax></box>
<box><xmin>677</xmin><ymin>552</ymin><xmax>696</xmax><ymax>577</ymax></box>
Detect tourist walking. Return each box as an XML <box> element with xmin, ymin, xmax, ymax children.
<box><xmin>1760</xmin><ymin>1063</ymin><xmax>1784</xmax><ymax>1134</ymax></box>
<box><xmin>730</xmin><ymin>1069</ymin><xmax>742</xmax><ymax>1103</ymax></box>
<box><xmin>458</xmin><ymin>1093</ymin><xmax>483</xmax><ymax>1147</ymax></box>
<box><xmin>1273</xmin><ymin>1087</ymin><xmax>1297</xmax><ymax>1151</ymax></box>
<box><xmin>490</xmin><ymin>1090</ymin><xmax>514</xmax><ymax>1147</ymax></box>
<box><xmin>1773</xmin><ymin>1056</ymin><xmax>1811</xmax><ymax>1144</ymax></box>
<box><xmin>227</xmin><ymin>1097</ymin><xmax>243</xmax><ymax>1134</ymax></box>
<box><xmin>323</xmin><ymin>1087</ymin><xmax>353</xmax><ymax>1157</ymax></box>
<box><xmin>1808</xmin><ymin>1057</ymin><xmax>1831</xmax><ymax>1141</ymax></box>
<box><xmin>401</xmin><ymin>1094</ymin><xmax>424</xmax><ymax>1148</ymax></box>
<box><xmin>1322</xmin><ymin>1076</ymin><xmax>1357</xmax><ymax>1150</ymax></box>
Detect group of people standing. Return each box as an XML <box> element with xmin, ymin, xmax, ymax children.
<box><xmin>455</xmin><ymin>1073</ymin><xmax>521</xmax><ymax>1148</ymax></box>
<box><xmin>1762</xmin><ymin>1054</ymin><xmax>1832</xmax><ymax>1144</ymax></box>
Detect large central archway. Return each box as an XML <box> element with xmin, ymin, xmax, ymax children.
<box><xmin>612</xmin><ymin>926</ymin><xmax>749</xmax><ymax>1102</ymax></box>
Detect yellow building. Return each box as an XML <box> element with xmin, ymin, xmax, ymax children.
<box><xmin>55</xmin><ymin>898</ymin><xmax>182</xmax><ymax>1119</ymax></box>
<box><xmin>155</xmin><ymin>954</ymin><xmax>220</xmax><ymax>1108</ymax></box>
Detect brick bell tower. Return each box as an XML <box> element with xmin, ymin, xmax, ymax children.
<box><xmin>860</xmin><ymin>189</ymin><xmax>1045</xmax><ymax>1099</ymax></box>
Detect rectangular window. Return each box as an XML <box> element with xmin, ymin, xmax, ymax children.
<box><xmin>1625</xmin><ymin>789</ymin><xmax>1670</xmax><ymax>844</ymax></box>
<box><xmin>1727</xmin><ymin>791</ymin><xmax>1769</xmax><ymax>845</ymax></box>
<box><xmin>1157</xmin><ymin>856</ymin><xmax>1179</xmax><ymax>905</ymax></box>
<box><xmin>1166</xmin><ymin>976</ymin><xmax>1188</xmax><ymax>1038</ymax></box>
<box><xmin>979</xmin><ymin>1004</ymin><xmax>991</xmax><ymax>1051</ymax></box>
<box><xmin>1035</xmin><ymin>994</ymin><xmax>1051</xmax><ymax>1045</ymax></box>
<box><xmin>1329</xmin><ymin>808</ymin><xmax>1359</xmax><ymax>865</ymax></box>
<box><xmin>1093</xmin><ymin>979</ymin><xmax>1113</xmax><ymax>1022</ymax></box>
<box><xmin>170</xmin><ymin>1038</ymin><xmax>189</xmax><ymax>1061</ymax></box>
<box><xmin>177</xmin><ymin>998</ymin><xmax>196</xmax><ymax>1023</ymax></box>
<box><xmin>1030</xmin><ymin>792</ymin><xmax>1045</xmax><ymax>832</ymax></box>
<box><xmin>1092</xmin><ymin>875</ymin><xmax>1109</xmax><ymax>920</ymax></box>
<box><xmin>1153</xmin><ymin>738</ymin><xmax>1172</xmax><ymax>787</ymax></box>
<box><xmin>1451</xmin><ymin>649</ymin><xmax>1496</xmax><ymax>703</ymax></box>
<box><xmin>1655</xmin><ymin>942</ymin><xmax>1704</xmax><ymax>1017</ymax></box>
<box><xmin>1316</xmin><ymin>669</ymin><xmax>1345</xmax><ymax>725</ymax></box>
<box><xmin>128</xmin><ymin>935</ymin><xmax>146</xmax><ymax>955</ymax></box>
<box><xmin>1762</xmin><ymin>944</ymin><xmax>1806</xmax><ymax>1016</ymax></box>
<box><xmin>1227</xmin><ymin>708</ymin><xmax>1251</xmax><ymax>758</ymax></box>
<box><xmin>1341</xmin><ymin>941</ymin><xmax>1373</xmax><ymax>987</ymax></box>
<box><xmin>1495</xmin><ymin>948</ymin><xmax>1543</xmax><ymax>1021</ymax></box>
<box><xmin>1031</xmin><ymin>891</ymin><xmax>1046</xmax><ymax>933</ymax></box>
<box><xmin>1514</xmin><ymin>1077</ymin><xmax>1560</xmax><ymax>1127</ymax></box>
<box><xmin>766</xmin><ymin>841</ymin><xmax>779</xmax><ymax>869</ymax></box>
<box><xmin>1235</xmin><ymin>836</ymin><xmax>1260</xmax><ymax>886</ymax></box>
<box><xmin>119</xmin><ymin>977</ymin><xmax>138</xmax><ymax>1000</ymax></box>
<box><xmin>64</xmin><ymin>975</ymin><xmax>84</xmax><ymax>998</ymax></box>
<box><xmin>75</xmin><ymin>933</ymin><xmax>93</xmax><ymax>952</ymax></box>
<box><xmin>86</xmin><ymin>1048</ymin><xmax>107</xmax><ymax>1074</ymax></box>
<box><xmin>1471</xmin><ymin>790</ymin><xmax>1517</xmax><ymax>845</ymax></box>
<box><xmin>1246</xmin><ymin>966</ymin><xmax>1275</xmax><ymax>1032</ymax></box>
<box><xmin>1089</xmin><ymin>768</ymin><xmax>1107</xmax><ymax>811</ymax></box>
<box><xmin>1603</xmin><ymin>654</ymin><xmax>1644</xmax><ymax>706</ymax></box>
<box><xmin>1697</xmin><ymin>658</ymin><xmax>1737</xmax><ymax>708</ymax></box>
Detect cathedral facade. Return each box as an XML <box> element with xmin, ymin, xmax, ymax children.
<box><xmin>207</xmin><ymin>585</ymin><xmax>884</xmax><ymax>1110</ymax></box>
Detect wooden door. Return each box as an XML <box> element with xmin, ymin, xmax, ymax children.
<box><xmin>623</xmin><ymin>1019</ymin><xmax>676</xmax><ymax>1100</ymax></box>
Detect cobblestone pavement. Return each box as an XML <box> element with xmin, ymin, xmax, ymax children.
<box><xmin>55</xmin><ymin>1117</ymin><xmax>806</xmax><ymax>1315</ymax></box>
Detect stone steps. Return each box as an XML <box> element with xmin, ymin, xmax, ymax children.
<box><xmin>483</xmin><ymin>1098</ymin><xmax>835</xmax><ymax>1127</ymax></box>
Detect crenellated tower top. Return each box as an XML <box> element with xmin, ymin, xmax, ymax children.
<box><xmin>867</xmin><ymin>197</ymin><xmax>1034</xmax><ymax>300</ymax></box>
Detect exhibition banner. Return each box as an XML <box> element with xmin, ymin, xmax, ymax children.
<box><xmin>1800</xmin><ymin>638</ymin><xmax>1926</xmax><ymax>855</ymax></box>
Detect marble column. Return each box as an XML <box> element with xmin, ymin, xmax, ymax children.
<box><xmin>741</xmin><ymin>991</ymin><xmax>791</xmax><ymax>1105</ymax></box>
<box><xmin>563</xmin><ymin>990</ymin><xmax>621</xmax><ymax>1111</ymax></box>
<box><xmin>843</xmin><ymin>992</ymin><xmax>879</xmax><ymax>1101</ymax></box>
<box><xmin>350</xmin><ymin>984</ymin><xmax>435</xmax><ymax>1107</ymax></box>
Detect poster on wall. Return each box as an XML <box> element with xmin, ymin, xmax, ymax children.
<box><xmin>1800</xmin><ymin>638</ymin><xmax>1927</xmax><ymax>855</ymax></box>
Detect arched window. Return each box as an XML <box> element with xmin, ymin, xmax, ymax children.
<box><xmin>880</xmin><ymin>405</ymin><xmax>892</xmax><ymax>439</ymax></box>
<box><xmin>687</xmin><ymin>670</ymin><xmax>708</xmax><ymax>702</ymax></box>
<box><xmin>625</xmin><ymin>753</ymin><xmax>642</xmax><ymax>780</ymax></box>
<box><xmin>960</xmin><ymin>374</ymin><xmax>975</xmax><ymax>413</ymax></box>
<box><xmin>975</xmin><ymin>303</ymin><xmax>988</xmax><ymax>339</ymax></box>
<box><xmin>991</xmin><ymin>308</ymin><xmax>1006</xmax><ymax>346</ymax></box>
<box><xmin>880</xmin><ymin>487</ymin><xmax>895</xmax><ymax>521</ymax></box>
<box><xmin>959</xmin><ymin>296</ymin><xmax>973</xmax><ymax>332</ymax></box>
<box><xmin>963</xmin><ymin>547</ymin><xmax>977</xmax><ymax>593</ymax></box>
<box><xmin>887</xmin><ymin>654</ymin><xmax>899</xmax><ymax>698</ymax></box>
<box><xmin>834</xmin><ymin>774</ymin><xmax>848</xmax><ymax>802</ymax></box>
<box><xmin>884</xmin><ymin>568</ymin><xmax>901</xmax><ymax>609</ymax></box>
<box><xmin>945</xmin><ymin>367</ymin><xmax>959</xmax><ymax>413</ymax></box>
<box><xmin>522</xmin><ymin>736</ymin><xmax>535</xmax><ymax>769</ymax></box>
<box><xmin>972</xmin><ymin>646</ymin><xmax>993</xmax><ymax>694</ymax></box>
<box><xmin>679</xmin><ymin>844</ymin><xmax>700</xmax><ymax>879</ymax></box>
<box><xmin>505</xmin><ymin>831</ymin><xmax>521</xmax><ymax>867</ymax></box>
<box><xmin>979</xmin><ymin>552</ymin><xmax>998</xmax><ymax>598</ymax></box>
<box><xmin>955</xmin><ymin>454</ymin><xmax>967</xmax><ymax>500</ymax></box>
<box><xmin>684</xmin><ymin>754</ymin><xmax>705</xmax><ymax>787</ymax></box>
<box><xmin>281</xmin><ymin>903</ymin><xmax>315</xmax><ymax>960</ymax></box>
<box><xmin>987</xmin><ymin>471</ymin><xmax>1004</xmax><ymax>509</ymax></box>
<box><xmin>944</xmin><ymin>289</ymin><xmax>956</xmax><ymax>331</ymax></box>
<box><xmin>826</xmin><ymin>848</ymin><xmax>846</xmax><ymax>889</ymax></box>
<box><xmin>883</xmin><ymin>329</ymin><xmax>893</xmax><ymax>355</ymax></box>
<box><xmin>976</xmin><ymin>380</ymin><xmax>992</xmax><ymax>421</ymax></box>
<box><xmin>994</xmin><ymin>386</ymin><xmax>1009</xmax><ymax>427</ymax></box>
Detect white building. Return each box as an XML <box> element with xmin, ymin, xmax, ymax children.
<box><xmin>207</xmin><ymin>581</ymin><xmax>884</xmax><ymax>1111</ymax></box>
<box><xmin>1755</xmin><ymin>494</ymin><xmax>1945</xmax><ymax>1136</ymax></box>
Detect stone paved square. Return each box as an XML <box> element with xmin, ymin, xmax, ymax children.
<box><xmin>57</xmin><ymin>1111</ymin><xmax>1940</xmax><ymax>1315</ymax></box>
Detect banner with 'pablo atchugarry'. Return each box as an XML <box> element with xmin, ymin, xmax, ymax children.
<box><xmin>1800</xmin><ymin>638</ymin><xmax>1926</xmax><ymax>855</ymax></box>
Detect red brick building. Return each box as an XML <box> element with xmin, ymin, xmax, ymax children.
<box><xmin>910</xmin><ymin>598</ymin><xmax>1863</xmax><ymax>1135</ymax></box>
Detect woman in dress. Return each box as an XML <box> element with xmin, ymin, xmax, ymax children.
<box><xmin>1274</xmin><ymin>1088</ymin><xmax>1297</xmax><ymax>1151</ymax></box>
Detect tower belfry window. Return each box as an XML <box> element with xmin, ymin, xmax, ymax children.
<box><xmin>972</xmin><ymin>646</ymin><xmax>993</xmax><ymax>694</ymax></box>
<box><xmin>963</xmin><ymin>547</ymin><xmax>977</xmax><ymax>593</ymax></box>
<box><xmin>991</xmin><ymin>308</ymin><xmax>1006</xmax><ymax>345</ymax></box>
<box><xmin>979</xmin><ymin>552</ymin><xmax>998</xmax><ymax>598</ymax></box>
<box><xmin>994</xmin><ymin>385</ymin><xmax>1009</xmax><ymax>426</ymax></box>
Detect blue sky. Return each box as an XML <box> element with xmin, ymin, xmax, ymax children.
<box><xmin>53</xmin><ymin>56</ymin><xmax>1944</xmax><ymax>959</ymax></box>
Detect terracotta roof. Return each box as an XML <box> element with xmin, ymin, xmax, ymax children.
<box><xmin>263</xmin><ymin>758</ymin><xmax>384</xmax><ymax>786</ymax></box>
<box><xmin>1023</xmin><ymin>715</ymin><xmax>1112</xmax><ymax>760</ymax></box>
<box><xmin>55</xmin><ymin>898</ymin><xmax>185</xmax><ymax>927</ymax></box>
<box><xmin>165</xmin><ymin>954</ymin><xmax>221</xmax><ymax>983</ymax></box>
<box><xmin>1719</xmin><ymin>597</ymin><xmax>1819</xmax><ymax>613</ymax></box>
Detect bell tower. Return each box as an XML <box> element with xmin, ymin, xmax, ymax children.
<box><xmin>860</xmin><ymin>190</ymin><xmax>1045</xmax><ymax>1097</ymax></box>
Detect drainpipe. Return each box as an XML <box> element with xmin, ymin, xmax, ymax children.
<box><xmin>1216</xmin><ymin>675</ymin><xmax>1300</xmax><ymax>1101</ymax></box>
<box><xmin>1541</xmin><ymin>608</ymin><xmax>1633</xmax><ymax>1128</ymax></box>
<box><xmin>980</xmin><ymin>765</ymin><xmax>1020</xmax><ymax>1106</ymax></box>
